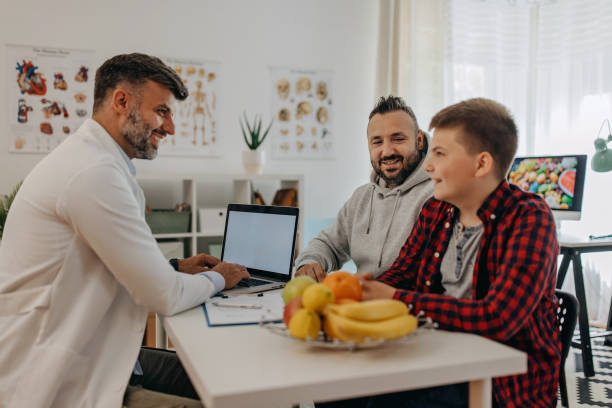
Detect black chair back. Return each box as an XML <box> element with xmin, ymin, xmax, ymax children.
<box><xmin>555</xmin><ymin>289</ymin><xmax>579</xmax><ymax>407</ymax></box>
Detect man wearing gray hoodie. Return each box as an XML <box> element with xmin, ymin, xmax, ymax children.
<box><xmin>295</xmin><ymin>96</ymin><xmax>434</xmax><ymax>281</ymax></box>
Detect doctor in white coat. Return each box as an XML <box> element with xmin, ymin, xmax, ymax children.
<box><xmin>0</xmin><ymin>53</ymin><xmax>249</xmax><ymax>407</ymax></box>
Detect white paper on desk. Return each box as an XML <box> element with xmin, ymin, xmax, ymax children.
<box><xmin>202</xmin><ymin>292</ymin><xmax>284</xmax><ymax>326</ymax></box>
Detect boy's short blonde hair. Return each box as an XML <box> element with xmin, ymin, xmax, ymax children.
<box><xmin>429</xmin><ymin>98</ymin><xmax>518</xmax><ymax>180</ymax></box>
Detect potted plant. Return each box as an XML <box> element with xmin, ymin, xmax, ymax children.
<box><xmin>240</xmin><ymin>111</ymin><xmax>273</xmax><ymax>175</ymax></box>
<box><xmin>0</xmin><ymin>181</ymin><xmax>22</xmax><ymax>245</ymax></box>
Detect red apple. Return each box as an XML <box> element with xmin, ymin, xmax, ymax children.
<box><xmin>283</xmin><ymin>297</ymin><xmax>303</xmax><ymax>327</ymax></box>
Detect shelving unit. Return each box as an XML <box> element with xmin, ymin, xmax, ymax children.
<box><xmin>137</xmin><ymin>173</ymin><xmax>304</xmax><ymax>255</ymax></box>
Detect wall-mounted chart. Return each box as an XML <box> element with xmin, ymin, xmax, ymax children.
<box><xmin>159</xmin><ymin>57</ymin><xmax>221</xmax><ymax>157</ymax></box>
<box><xmin>6</xmin><ymin>44</ymin><xmax>94</xmax><ymax>153</ymax></box>
<box><xmin>270</xmin><ymin>67</ymin><xmax>334</xmax><ymax>159</ymax></box>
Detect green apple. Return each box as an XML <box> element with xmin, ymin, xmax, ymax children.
<box><xmin>282</xmin><ymin>276</ymin><xmax>316</xmax><ymax>304</ymax></box>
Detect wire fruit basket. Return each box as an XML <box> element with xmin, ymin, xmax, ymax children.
<box><xmin>260</xmin><ymin>311</ymin><xmax>437</xmax><ymax>351</ymax></box>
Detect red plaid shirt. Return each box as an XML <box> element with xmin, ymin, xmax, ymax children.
<box><xmin>378</xmin><ymin>181</ymin><xmax>560</xmax><ymax>407</ymax></box>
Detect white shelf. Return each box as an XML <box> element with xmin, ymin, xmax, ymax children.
<box><xmin>153</xmin><ymin>233</ymin><xmax>193</xmax><ymax>239</ymax></box>
<box><xmin>138</xmin><ymin>173</ymin><xmax>304</xmax><ymax>256</ymax></box>
<box><xmin>195</xmin><ymin>232</ymin><xmax>224</xmax><ymax>238</ymax></box>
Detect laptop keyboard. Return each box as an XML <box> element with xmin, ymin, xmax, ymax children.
<box><xmin>236</xmin><ymin>278</ymin><xmax>272</xmax><ymax>287</ymax></box>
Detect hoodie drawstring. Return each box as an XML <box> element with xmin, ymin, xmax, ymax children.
<box><xmin>378</xmin><ymin>191</ymin><xmax>401</xmax><ymax>268</ymax></box>
<box><xmin>365</xmin><ymin>185</ymin><xmax>375</xmax><ymax>234</ymax></box>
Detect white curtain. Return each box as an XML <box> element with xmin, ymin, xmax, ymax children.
<box><xmin>442</xmin><ymin>0</ymin><xmax>612</xmax><ymax>324</ymax></box>
<box><xmin>534</xmin><ymin>0</ymin><xmax>612</xmax><ymax>325</ymax></box>
<box><xmin>444</xmin><ymin>0</ymin><xmax>532</xmax><ymax>153</ymax></box>
<box><xmin>378</xmin><ymin>0</ymin><xmax>612</xmax><ymax>323</ymax></box>
<box><xmin>375</xmin><ymin>0</ymin><xmax>446</xmax><ymax>128</ymax></box>
<box><xmin>375</xmin><ymin>0</ymin><xmax>405</xmax><ymax>98</ymax></box>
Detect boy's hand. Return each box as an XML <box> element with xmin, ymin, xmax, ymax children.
<box><xmin>357</xmin><ymin>273</ymin><xmax>396</xmax><ymax>300</ymax></box>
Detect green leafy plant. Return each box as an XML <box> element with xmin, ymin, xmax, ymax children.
<box><xmin>0</xmin><ymin>181</ymin><xmax>22</xmax><ymax>240</ymax></box>
<box><xmin>240</xmin><ymin>111</ymin><xmax>273</xmax><ymax>150</ymax></box>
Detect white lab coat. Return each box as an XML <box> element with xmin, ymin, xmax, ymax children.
<box><xmin>0</xmin><ymin>119</ymin><xmax>215</xmax><ymax>407</ymax></box>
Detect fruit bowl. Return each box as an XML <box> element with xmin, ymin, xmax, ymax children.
<box><xmin>261</xmin><ymin>311</ymin><xmax>437</xmax><ymax>351</ymax></box>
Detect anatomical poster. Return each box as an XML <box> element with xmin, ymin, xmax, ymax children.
<box><xmin>269</xmin><ymin>67</ymin><xmax>334</xmax><ymax>159</ymax></box>
<box><xmin>7</xmin><ymin>44</ymin><xmax>94</xmax><ymax>153</ymax></box>
<box><xmin>159</xmin><ymin>57</ymin><xmax>220</xmax><ymax>157</ymax></box>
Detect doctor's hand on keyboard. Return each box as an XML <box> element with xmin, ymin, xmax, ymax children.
<box><xmin>211</xmin><ymin>262</ymin><xmax>250</xmax><ymax>289</ymax></box>
<box><xmin>178</xmin><ymin>253</ymin><xmax>220</xmax><ymax>274</ymax></box>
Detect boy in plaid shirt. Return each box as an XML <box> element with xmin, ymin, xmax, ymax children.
<box><xmin>320</xmin><ymin>98</ymin><xmax>560</xmax><ymax>407</ymax></box>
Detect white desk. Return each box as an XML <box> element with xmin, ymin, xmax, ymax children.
<box><xmin>163</xmin><ymin>306</ymin><xmax>526</xmax><ymax>408</ymax></box>
<box><xmin>556</xmin><ymin>233</ymin><xmax>612</xmax><ymax>377</ymax></box>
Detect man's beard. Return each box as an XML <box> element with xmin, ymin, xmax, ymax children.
<box><xmin>122</xmin><ymin>110</ymin><xmax>157</xmax><ymax>160</ymax></box>
<box><xmin>372</xmin><ymin>146</ymin><xmax>423</xmax><ymax>187</ymax></box>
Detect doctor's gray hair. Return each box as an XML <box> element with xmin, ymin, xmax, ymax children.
<box><xmin>93</xmin><ymin>53</ymin><xmax>188</xmax><ymax>113</ymax></box>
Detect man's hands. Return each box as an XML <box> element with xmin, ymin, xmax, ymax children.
<box><xmin>212</xmin><ymin>262</ymin><xmax>251</xmax><ymax>289</ymax></box>
<box><xmin>176</xmin><ymin>252</ymin><xmax>249</xmax><ymax>289</ymax></box>
<box><xmin>294</xmin><ymin>266</ymin><xmax>397</xmax><ymax>300</ymax></box>
<box><xmin>295</xmin><ymin>262</ymin><xmax>326</xmax><ymax>282</ymax></box>
<box><xmin>357</xmin><ymin>273</ymin><xmax>396</xmax><ymax>300</ymax></box>
<box><xmin>178</xmin><ymin>253</ymin><xmax>220</xmax><ymax>274</ymax></box>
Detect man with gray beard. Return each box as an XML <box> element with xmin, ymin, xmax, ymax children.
<box><xmin>295</xmin><ymin>96</ymin><xmax>433</xmax><ymax>281</ymax></box>
<box><xmin>0</xmin><ymin>54</ymin><xmax>248</xmax><ymax>408</ymax></box>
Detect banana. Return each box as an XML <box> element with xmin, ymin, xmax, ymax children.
<box><xmin>323</xmin><ymin>310</ymin><xmax>417</xmax><ymax>343</ymax></box>
<box><xmin>323</xmin><ymin>312</ymin><xmax>342</xmax><ymax>340</ymax></box>
<box><xmin>326</xmin><ymin>299</ymin><xmax>409</xmax><ymax>322</ymax></box>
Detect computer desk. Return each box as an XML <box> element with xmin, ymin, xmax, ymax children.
<box><xmin>557</xmin><ymin>233</ymin><xmax>612</xmax><ymax>377</ymax></box>
<box><xmin>162</xmin><ymin>305</ymin><xmax>526</xmax><ymax>408</ymax></box>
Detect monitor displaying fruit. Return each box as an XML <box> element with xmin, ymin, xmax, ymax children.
<box><xmin>507</xmin><ymin>154</ymin><xmax>587</xmax><ymax>218</ymax></box>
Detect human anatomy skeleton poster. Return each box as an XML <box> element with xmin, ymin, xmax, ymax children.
<box><xmin>270</xmin><ymin>67</ymin><xmax>334</xmax><ymax>159</ymax></box>
<box><xmin>159</xmin><ymin>57</ymin><xmax>220</xmax><ymax>157</ymax></box>
<box><xmin>7</xmin><ymin>44</ymin><xmax>94</xmax><ymax>153</ymax></box>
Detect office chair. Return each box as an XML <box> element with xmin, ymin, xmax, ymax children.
<box><xmin>555</xmin><ymin>289</ymin><xmax>579</xmax><ymax>408</ymax></box>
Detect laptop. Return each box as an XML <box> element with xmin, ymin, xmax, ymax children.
<box><xmin>218</xmin><ymin>204</ymin><xmax>299</xmax><ymax>295</ymax></box>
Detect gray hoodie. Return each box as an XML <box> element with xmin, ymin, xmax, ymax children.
<box><xmin>295</xmin><ymin>148</ymin><xmax>434</xmax><ymax>277</ymax></box>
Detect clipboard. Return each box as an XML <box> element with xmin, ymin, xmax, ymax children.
<box><xmin>202</xmin><ymin>292</ymin><xmax>284</xmax><ymax>327</ymax></box>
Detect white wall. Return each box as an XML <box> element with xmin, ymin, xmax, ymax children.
<box><xmin>0</xmin><ymin>0</ymin><xmax>378</xmax><ymax>218</ymax></box>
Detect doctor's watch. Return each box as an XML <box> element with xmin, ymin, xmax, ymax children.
<box><xmin>169</xmin><ymin>258</ymin><xmax>180</xmax><ymax>271</ymax></box>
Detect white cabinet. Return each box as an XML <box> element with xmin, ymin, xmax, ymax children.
<box><xmin>137</xmin><ymin>173</ymin><xmax>304</xmax><ymax>256</ymax></box>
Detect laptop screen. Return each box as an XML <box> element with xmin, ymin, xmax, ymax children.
<box><xmin>221</xmin><ymin>204</ymin><xmax>298</xmax><ymax>280</ymax></box>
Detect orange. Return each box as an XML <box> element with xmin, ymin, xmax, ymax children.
<box><xmin>336</xmin><ymin>298</ymin><xmax>358</xmax><ymax>305</ymax></box>
<box><xmin>323</xmin><ymin>271</ymin><xmax>362</xmax><ymax>302</ymax></box>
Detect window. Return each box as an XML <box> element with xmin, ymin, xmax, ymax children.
<box><xmin>444</xmin><ymin>0</ymin><xmax>612</xmax><ymax>323</ymax></box>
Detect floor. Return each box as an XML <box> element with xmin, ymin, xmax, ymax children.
<box><xmin>564</xmin><ymin>332</ymin><xmax>612</xmax><ymax>407</ymax></box>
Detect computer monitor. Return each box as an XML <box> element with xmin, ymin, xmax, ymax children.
<box><xmin>507</xmin><ymin>154</ymin><xmax>587</xmax><ymax>225</ymax></box>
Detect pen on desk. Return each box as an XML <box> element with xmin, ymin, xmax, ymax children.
<box><xmin>588</xmin><ymin>233</ymin><xmax>612</xmax><ymax>240</ymax></box>
<box><xmin>211</xmin><ymin>302</ymin><xmax>262</xmax><ymax>310</ymax></box>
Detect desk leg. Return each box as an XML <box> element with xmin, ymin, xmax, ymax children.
<box><xmin>556</xmin><ymin>252</ymin><xmax>571</xmax><ymax>289</ymax></box>
<box><xmin>606</xmin><ymin>297</ymin><xmax>612</xmax><ymax>346</ymax></box>
<box><xmin>469</xmin><ymin>378</ymin><xmax>491</xmax><ymax>408</ymax></box>
<box><xmin>155</xmin><ymin>314</ymin><xmax>168</xmax><ymax>349</ymax></box>
<box><xmin>572</xmin><ymin>251</ymin><xmax>595</xmax><ymax>377</ymax></box>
